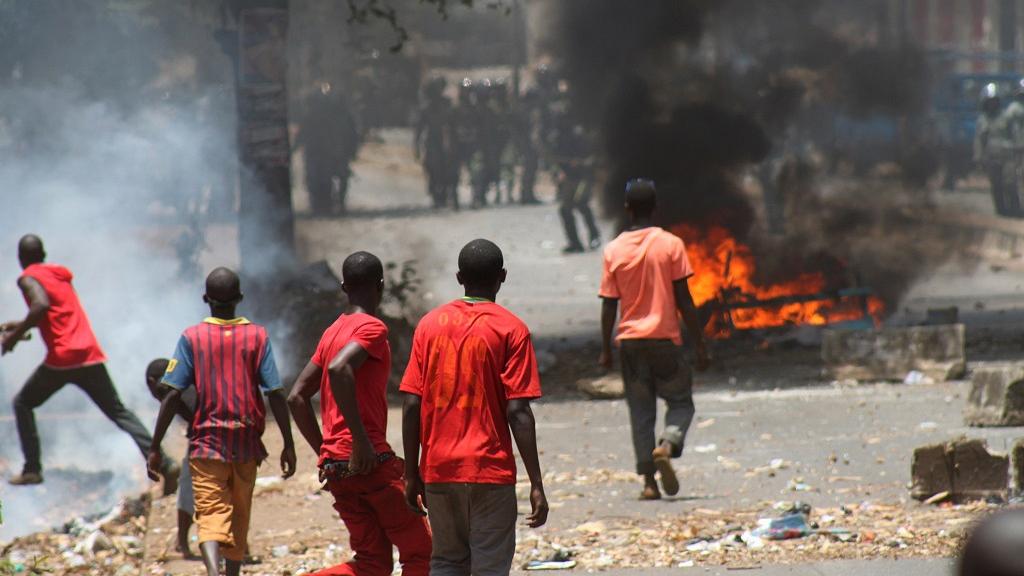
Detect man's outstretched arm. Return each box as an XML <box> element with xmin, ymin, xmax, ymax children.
<box><xmin>673</xmin><ymin>279</ymin><xmax>709</xmax><ymax>371</ymax></box>
<box><xmin>402</xmin><ymin>392</ymin><xmax>426</xmax><ymax>516</ymax></box>
<box><xmin>147</xmin><ymin>388</ymin><xmax>183</xmax><ymax>481</ymax></box>
<box><xmin>287</xmin><ymin>361</ymin><xmax>324</xmax><ymax>455</ymax></box>
<box><xmin>508</xmin><ymin>398</ymin><xmax>548</xmax><ymax>528</ymax></box>
<box><xmin>599</xmin><ymin>297</ymin><xmax>618</xmax><ymax>369</ymax></box>
<box><xmin>268</xmin><ymin>389</ymin><xmax>296</xmax><ymax>479</ymax></box>
<box><xmin>2</xmin><ymin>276</ymin><xmax>49</xmax><ymax>355</ymax></box>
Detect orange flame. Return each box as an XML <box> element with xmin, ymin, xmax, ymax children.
<box><xmin>670</xmin><ymin>224</ymin><xmax>884</xmax><ymax>336</ymax></box>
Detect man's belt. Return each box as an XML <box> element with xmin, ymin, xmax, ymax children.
<box><xmin>321</xmin><ymin>452</ymin><xmax>395</xmax><ymax>481</ymax></box>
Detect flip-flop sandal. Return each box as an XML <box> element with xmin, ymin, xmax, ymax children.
<box><xmin>653</xmin><ymin>450</ymin><xmax>679</xmax><ymax>496</ymax></box>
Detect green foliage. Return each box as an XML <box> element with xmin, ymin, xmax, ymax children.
<box><xmin>384</xmin><ymin>259</ymin><xmax>422</xmax><ymax>316</ymax></box>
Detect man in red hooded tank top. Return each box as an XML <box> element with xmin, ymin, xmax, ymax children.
<box><xmin>1</xmin><ymin>234</ymin><xmax>176</xmax><ymax>488</ymax></box>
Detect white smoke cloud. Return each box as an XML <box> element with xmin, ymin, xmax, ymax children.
<box><xmin>0</xmin><ymin>82</ymin><xmax>236</xmax><ymax>542</ymax></box>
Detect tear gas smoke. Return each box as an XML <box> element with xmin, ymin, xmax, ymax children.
<box><xmin>0</xmin><ymin>77</ymin><xmax>235</xmax><ymax>545</ymax></box>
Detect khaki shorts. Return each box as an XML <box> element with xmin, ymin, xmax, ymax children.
<box><xmin>190</xmin><ymin>458</ymin><xmax>259</xmax><ymax>561</ymax></box>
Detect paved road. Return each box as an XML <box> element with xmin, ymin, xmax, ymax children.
<box><xmin>594</xmin><ymin>559</ymin><xmax>953</xmax><ymax>575</ymax></box>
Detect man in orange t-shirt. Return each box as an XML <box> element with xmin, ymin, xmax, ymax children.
<box><xmin>401</xmin><ymin>239</ymin><xmax>548</xmax><ymax>576</ymax></box>
<box><xmin>598</xmin><ymin>180</ymin><xmax>709</xmax><ymax>500</ymax></box>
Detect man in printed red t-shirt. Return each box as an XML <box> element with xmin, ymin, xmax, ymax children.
<box><xmin>289</xmin><ymin>251</ymin><xmax>431</xmax><ymax>576</ymax></box>
<box><xmin>401</xmin><ymin>239</ymin><xmax>548</xmax><ymax>576</ymax></box>
<box><xmin>2</xmin><ymin>234</ymin><xmax>175</xmax><ymax>487</ymax></box>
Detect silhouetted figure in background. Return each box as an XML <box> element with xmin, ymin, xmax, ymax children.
<box><xmin>515</xmin><ymin>88</ymin><xmax>543</xmax><ymax>205</ymax></box>
<box><xmin>415</xmin><ymin>78</ymin><xmax>458</xmax><ymax>210</ymax></box>
<box><xmin>549</xmin><ymin>102</ymin><xmax>600</xmax><ymax>253</ymax></box>
<box><xmin>298</xmin><ymin>83</ymin><xmax>360</xmax><ymax>216</ymax></box>
<box><xmin>975</xmin><ymin>83</ymin><xmax>1021</xmax><ymax>218</ymax></box>
<box><xmin>453</xmin><ymin>79</ymin><xmax>481</xmax><ymax>209</ymax></box>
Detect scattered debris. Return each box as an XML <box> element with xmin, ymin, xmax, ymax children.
<box><xmin>516</xmin><ymin>499</ymin><xmax>984</xmax><ymax>569</ymax></box>
<box><xmin>903</xmin><ymin>370</ymin><xmax>934</xmax><ymax>386</ymax></box>
<box><xmin>576</xmin><ymin>374</ymin><xmax>625</xmax><ymax>399</ymax></box>
<box><xmin>1</xmin><ymin>495</ymin><xmax>149</xmax><ymax>575</ymax></box>
<box><xmin>525</xmin><ymin>550</ymin><xmax>577</xmax><ymax>571</ymax></box>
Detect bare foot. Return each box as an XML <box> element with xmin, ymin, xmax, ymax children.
<box><xmin>640</xmin><ymin>475</ymin><xmax>662</xmax><ymax>500</ymax></box>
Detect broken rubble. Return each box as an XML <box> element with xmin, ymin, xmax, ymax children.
<box><xmin>911</xmin><ymin>438</ymin><xmax>1008</xmax><ymax>502</ymax></box>
<box><xmin>1011</xmin><ymin>439</ymin><xmax>1024</xmax><ymax>495</ymax></box>
<box><xmin>964</xmin><ymin>363</ymin><xmax>1024</xmax><ymax>426</ymax></box>
<box><xmin>822</xmin><ymin>324</ymin><xmax>966</xmax><ymax>382</ymax></box>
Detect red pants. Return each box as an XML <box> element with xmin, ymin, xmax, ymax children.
<box><xmin>312</xmin><ymin>458</ymin><xmax>432</xmax><ymax>576</ymax></box>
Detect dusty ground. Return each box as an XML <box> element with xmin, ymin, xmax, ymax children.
<box><xmin>7</xmin><ymin>130</ymin><xmax>1024</xmax><ymax>575</ymax></box>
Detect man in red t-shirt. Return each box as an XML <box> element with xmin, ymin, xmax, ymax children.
<box><xmin>1</xmin><ymin>234</ymin><xmax>176</xmax><ymax>488</ymax></box>
<box><xmin>289</xmin><ymin>252</ymin><xmax>431</xmax><ymax>576</ymax></box>
<box><xmin>401</xmin><ymin>239</ymin><xmax>548</xmax><ymax>576</ymax></box>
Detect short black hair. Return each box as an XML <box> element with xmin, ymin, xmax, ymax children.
<box><xmin>458</xmin><ymin>239</ymin><xmax>504</xmax><ymax>287</ymax></box>
<box><xmin>205</xmin><ymin>267</ymin><xmax>242</xmax><ymax>303</ymax></box>
<box><xmin>342</xmin><ymin>251</ymin><xmax>384</xmax><ymax>288</ymax></box>
<box><xmin>146</xmin><ymin>358</ymin><xmax>169</xmax><ymax>382</ymax></box>
<box><xmin>18</xmin><ymin>234</ymin><xmax>45</xmax><ymax>266</ymax></box>
<box><xmin>625</xmin><ymin>179</ymin><xmax>657</xmax><ymax>217</ymax></box>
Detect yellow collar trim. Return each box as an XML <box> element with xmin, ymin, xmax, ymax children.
<box><xmin>203</xmin><ymin>317</ymin><xmax>251</xmax><ymax>326</ymax></box>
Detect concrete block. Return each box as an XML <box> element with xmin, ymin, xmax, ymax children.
<box><xmin>965</xmin><ymin>363</ymin><xmax>1024</xmax><ymax>426</ymax></box>
<box><xmin>911</xmin><ymin>443</ymin><xmax>952</xmax><ymax>501</ymax></box>
<box><xmin>911</xmin><ymin>438</ymin><xmax>1008</xmax><ymax>502</ymax></box>
<box><xmin>952</xmin><ymin>439</ymin><xmax>1009</xmax><ymax>501</ymax></box>
<box><xmin>822</xmin><ymin>324</ymin><xmax>966</xmax><ymax>382</ymax></box>
<box><xmin>1012</xmin><ymin>440</ymin><xmax>1024</xmax><ymax>495</ymax></box>
<box><xmin>577</xmin><ymin>374</ymin><xmax>624</xmax><ymax>399</ymax></box>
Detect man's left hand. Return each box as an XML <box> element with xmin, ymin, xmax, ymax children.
<box><xmin>280</xmin><ymin>445</ymin><xmax>297</xmax><ymax>479</ymax></box>
<box><xmin>349</xmin><ymin>437</ymin><xmax>377</xmax><ymax>476</ymax></box>
<box><xmin>1</xmin><ymin>331</ymin><xmax>19</xmax><ymax>355</ymax></box>
<box><xmin>526</xmin><ymin>484</ymin><xmax>549</xmax><ymax>528</ymax></box>
<box><xmin>146</xmin><ymin>451</ymin><xmax>163</xmax><ymax>482</ymax></box>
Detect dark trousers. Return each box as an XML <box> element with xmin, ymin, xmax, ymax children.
<box><xmin>425</xmin><ymin>483</ymin><xmax>517</xmax><ymax>576</ymax></box>
<box><xmin>13</xmin><ymin>363</ymin><xmax>164</xmax><ymax>474</ymax></box>
<box><xmin>620</xmin><ymin>340</ymin><xmax>695</xmax><ymax>476</ymax></box>
<box><xmin>557</xmin><ymin>173</ymin><xmax>600</xmax><ymax>249</ymax></box>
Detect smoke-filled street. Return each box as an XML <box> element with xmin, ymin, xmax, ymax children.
<box><xmin>9</xmin><ymin>2</ymin><xmax>1024</xmax><ymax>576</ymax></box>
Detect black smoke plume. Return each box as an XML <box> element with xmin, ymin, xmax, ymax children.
<box><xmin>545</xmin><ymin>0</ymin><xmax>963</xmax><ymax>310</ymax></box>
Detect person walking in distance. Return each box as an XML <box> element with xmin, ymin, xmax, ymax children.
<box><xmin>2</xmin><ymin>234</ymin><xmax>178</xmax><ymax>489</ymax></box>
<box><xmin>598</xmin><ymin>180</ymin><xmax>710</xmax><ymax>500</ymax></box>
<box><xmin>288</xmin><ymin>251</ymin><xmax>432</xmax><ymax>576</ymax></box>
<box><xmin>401</xmin><ymin>239</ymin><xmax>548</xmax><ymax>576</ymax></box>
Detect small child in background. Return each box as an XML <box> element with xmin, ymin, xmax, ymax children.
<box><xmin>145</xmin><ymin>358</ymin><xmax>198</xmax><ymax>560</ymax></box>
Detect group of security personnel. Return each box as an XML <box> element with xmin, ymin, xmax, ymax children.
<box><xmin>975</xmin><ymin>81</ymin><xmax>1024</xmax><ymax>218</ymax></box>
<box><xmin>414</xmin><ymin>68</ymin><xmax>601</xmax><ymax>253</ymax></box>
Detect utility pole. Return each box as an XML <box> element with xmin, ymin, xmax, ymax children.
<box><xmin>217</xmin><ymin>0</ymin><xmax>295</xmax><ymax>285</ymax></box>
